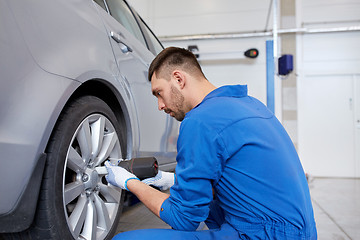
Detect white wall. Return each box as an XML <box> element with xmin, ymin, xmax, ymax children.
<box><xmin>297</xmin><ymin>0</ymin><xmax>360</xmax><ymax>177</ymax></box>
<box><xmin>129</xmin><ymin>0</ymin><xmax>273</xmax><ymax>36</ymax></box>
<box><xmin>129</xmin><ymin>0</ymin><xmax>272</xmax><ymax>103</ymax></box>
<box><xmin>128</xmin><ymin>0</ymin><xmax>360</xmax><ymax>177</ymax></box>
<box><xmin>302</xmin><ymin>0</ymin><xmax>360</xmax><ymax>27</ymax></box>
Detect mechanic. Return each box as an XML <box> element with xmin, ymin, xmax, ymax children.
<box><xmin>105</xmin><ymin>47</ymin><xmax>317</xmax><ymax>239</ymax></box>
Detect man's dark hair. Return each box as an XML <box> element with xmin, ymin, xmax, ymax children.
<box><xmin>148</xmin><ymin>47</ymin><xmax>206</xmax><ymax>81</ymax></box>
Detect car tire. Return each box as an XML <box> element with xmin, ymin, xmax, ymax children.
<box><xmin>6</xmin><ymin>96</ymin><xmax>126</xmax><ymax>240</ymax></box>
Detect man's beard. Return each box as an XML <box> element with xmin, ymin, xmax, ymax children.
<box><xmin>169</xmin><ymin>85</ymin><xmax>186</xmax><ymax>122</ymax></box>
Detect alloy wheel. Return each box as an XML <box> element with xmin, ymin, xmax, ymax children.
<box><xmin>63</xmin><ymin>113</ymin><xmax>122</xmax><ymax>240</ymax></box>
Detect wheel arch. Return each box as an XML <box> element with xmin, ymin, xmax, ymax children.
<box><xmin>0</xmin><ymin>78</ymin><xmax>136</xmax><ymax>235</ymax></box>
<box><xmin>65</xmin><ymin>79</ymin><xmax>134</xmax><ymax>159</ymax></box>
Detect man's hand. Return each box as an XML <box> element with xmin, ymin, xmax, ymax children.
<box><xmin>104</xmin><ymin>161</ymin><xmax>139</xmax><ymax>190</ymax></box>
<box><xmin>142</xmin><ymin>170</ymin><xmax>175</xmax><ymax>191</ymax></box>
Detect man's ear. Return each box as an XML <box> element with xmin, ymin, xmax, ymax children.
<box><xmin>172</xmin><ymin>70</ymin><xmax>186</xmax><ymax>89</ymax></box>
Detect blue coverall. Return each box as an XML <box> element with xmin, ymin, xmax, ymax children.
<box><xmin>114</xmin><ymin>85</ymin><xmax>317</xmax><ymax>239</ymax></box>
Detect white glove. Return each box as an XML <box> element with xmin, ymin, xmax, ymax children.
<box><xmin>142</xmin><ymin>170</ymin><xmax>175</xmax><ymax>191</ymax></box>
<box><xmin>105</xmin><ymin>161</ymin><xmax>139</xmax><ymax>190</ymax></box>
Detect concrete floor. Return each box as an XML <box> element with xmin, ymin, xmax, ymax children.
<box><xmin>115</xmin><ymin>178</ymin><xmax>360</xmax><ymax>239</ymax></box>
<box><xmin>308</xmin><ymin>178</ymin><xmax>360</xmax><ymax>239</ymax></box>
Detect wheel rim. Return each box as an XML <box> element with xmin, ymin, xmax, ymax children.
<box><xmin>63</xmin><ymin>114</ymin><xmax>122</xmax><ymax>240</ymax></box>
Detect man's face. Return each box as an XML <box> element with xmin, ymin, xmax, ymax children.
<box><xmin>151</xmin><ymin>74</ymin><xmax>187</xmax><ymax>121</ymax></box>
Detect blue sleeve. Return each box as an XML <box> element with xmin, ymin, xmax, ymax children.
<box><xmin>159</xmin><ymin>118</ymin><xmax>228</xmax><ymax>231</ymax></box>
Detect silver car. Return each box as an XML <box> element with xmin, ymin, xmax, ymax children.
<box><xmin>0</xmin><ymin>0</ymin><xmax>178</xmax><ymax>239</ymax></box>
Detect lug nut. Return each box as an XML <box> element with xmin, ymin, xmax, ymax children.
<box><xmin>82</xmin><ymin>174</ymin><xmax>89</xmax><ymax>182</ymax></box>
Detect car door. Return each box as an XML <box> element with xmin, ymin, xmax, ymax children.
<box><xmin>93</xmin><ymin>0</ymin><xmax>177</xmax><ymax>169</ymax></box>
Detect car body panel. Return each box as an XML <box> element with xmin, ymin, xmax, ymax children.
<box><xmin>0</xmin><ymin>0</ymin><xmax>178</xmax><ymax>231</ymax></box>
<box><xmin>93</xmin><ymin>1</ymin><xmax>178</xmax><ymax>164</ymax></box>
<box><xmin>0</xmin><ymin>1</ymin><xmax>80</xmax><ymax>214</ymax></box>
<box><xmin>7</xmin><ymin>0</ymin><xmax>117</xmax><ymax>81</ymax></box>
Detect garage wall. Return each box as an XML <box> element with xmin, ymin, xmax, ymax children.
<box><xmin>129</xmin><ymin>0</ymin><xmax>273</xmax><ymax>104</ymax></box>
<box><xmin>128</xmin><ymin>0</ymin><xmax>273</xmax><ymax>36</ymax></box>
<box><xmin>128</xmin><ymin>0</ymin><xmax>360</xmax><ymax>178</ymax></box>
<box><xmin>297</xmin><ymin>0</ymin><xmax>360</xmax><ymax>177</ymax></box>
<box><xmin>302</xmin><ymin>0</ymin><xmax>360</xmax><ymax>27</ymax></box>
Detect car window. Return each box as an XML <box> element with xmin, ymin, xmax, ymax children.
<box><xmin>139</xmin><ymin>17</ymin><xmax>164</xmax><ymax>55</ymax></box>
<box><xmin>93</xmin><ymin>0</ymin><xmax>107</xmax><ymax>11</ymax></box>
<box><xmin>105</xmin><ymin>0</ymin><xmax>147</xmax><ymax>47</ymax></box>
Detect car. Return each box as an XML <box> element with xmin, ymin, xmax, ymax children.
<box><xmin>0</xmin><ymin>0</ymin><xmax>178</xmax><ymax>239</ymax></box>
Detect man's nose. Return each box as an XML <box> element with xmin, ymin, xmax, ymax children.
<box><xmin>158</xmin><ymin>99</ymin><xmax>165</xmax><ymax>111</ymax></box>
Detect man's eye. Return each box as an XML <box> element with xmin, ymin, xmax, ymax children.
<box><xmin>157</xmin><ymin>92</ymin><xmax>161</xmax><ymax>96</ymax></box>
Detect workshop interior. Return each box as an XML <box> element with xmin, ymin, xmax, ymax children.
<box><xmin>0</xmin><ymin>0</ymin><xmax>359</xmax><ymax>239</ymax></box>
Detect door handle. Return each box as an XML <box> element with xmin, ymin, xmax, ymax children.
<box><xmin>110</xmin><ymin>31</ymin><xmax>133</xmax><ymax>53</ymax></box>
